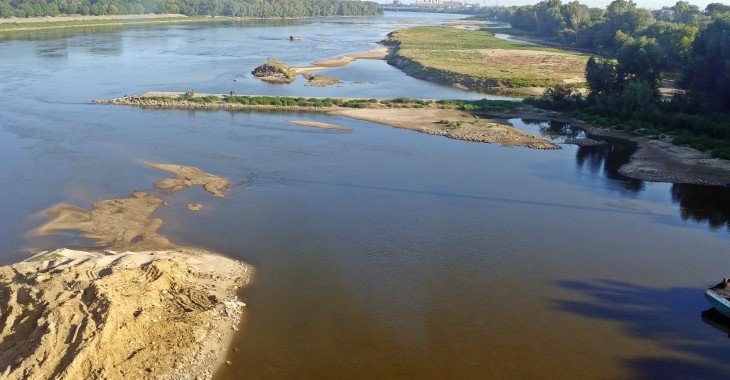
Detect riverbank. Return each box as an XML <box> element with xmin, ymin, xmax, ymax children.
<box><xmin>489</xmin><ymin>108</ymin><xmax>730</xmax><ymax>186</ymax></box>
<box><xmin>97</xmin><ymin>93</ymin><xmax>730</xmax><ymax>184</ymax></box>
<box><xmin>0</xmin><ymin>162</ymin><xmax>253</xmax><ymax>379</ymax></box>
<box><xmin>95</xmin><ymin>93</ymin><xmax>559</xmax><ymax>149</ymax></box>
<box><xmin>0</xmin><ymin>14</ymin><xmax>204</xmax><ymax>31</ymax></box>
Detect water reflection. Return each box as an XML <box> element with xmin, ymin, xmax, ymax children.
<box><xmin>701</xmin><ymin>308</ymin><xmax>730</xmax><ymax>338</ymax></box>
<box><xmin>554</xmin><ymin>279</ymin><xmax>730</xmax><ymax>379</ymax></box>
<box><xmin>534</xmin><ymin>119</ymin><xmax>585</xmax><ymax>140</ymax></box>
<box><xmin>517</xmin><ymin>118</ymin><xmax>730</xmax><ymax>230</ymax></box>
<box><xmin>671</xmin><ymin>184</ymin><xmax>730</xmax><ymax>231</ymax></box>
<box><xmin>517</xmin><ymin>119</ymin><xmax>644</xmax><ymax>193</ymax></box>
<box><xmin>574</xmin><ymin>137</ymin><xmax>645</xmax><ymax>194</ymax></box>
<box><xmin>36</xmin><ymin>40</ymin><xmax>68</xmax><ymax>59</ymax></box>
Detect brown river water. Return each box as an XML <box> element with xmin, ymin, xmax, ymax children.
<box><xmin>1</xmin><ymin>12</ymin><xmax>730</xmax><ymax>380</ymax></box>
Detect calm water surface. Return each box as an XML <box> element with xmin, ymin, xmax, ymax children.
<box><xmin>2</xmin><ymin>12</ymin><xmax>730</xmax><ymax>380</ymax></box>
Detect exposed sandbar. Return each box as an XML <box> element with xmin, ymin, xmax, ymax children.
<box><xmin>1</xmin><ymin>162</ymin><xmax>253</xmax><ymax>379</ymax></box>
<box><xmin>144</xmin><ymin>162</ymin><xmax>230</xmax><ymax>198</ymax></box>
<box><xmin>332</xmin><ymin>106</ymin><xmax>558</xmax><ymax>149</ymax></box>
<box><xmin>36</xmin><ymin>162</ymin><xmax>231</xmax><ymax>251</ymax></box>
<box><xmin>291</xmin><ymin>47</ymin><xmax>388</xmax><ymax>74</ymax></box>
<box><xmin>288</xmin><ymin>120</ymin><xmax>351</xmax><ymax>131</ymax></box>
<box><xmin>97</xmin><ymin>94</ymin><xmax>556</xmax><ymax>149</ymax></box>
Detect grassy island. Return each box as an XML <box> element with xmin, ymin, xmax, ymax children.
<box><xmin>384</xmin><ymin>26</ymin><xmax>588</xmax><ymax>96</ymax></box>
<box><xmin>96</xmin><ymin>92</ymin><xmax>559</xmax><ymax>149</ymax></box>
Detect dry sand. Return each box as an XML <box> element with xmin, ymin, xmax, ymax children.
<box><xmin>1</xmin><ymin>162</ymin><xmax>253</xmax><ymax>379</ymax></box>
<box><xmin>100</xmin><ymin>94</ymin><xmax>557</xmax><ymax>149</ymax></box>
<box><xmin>291</xmin><ymin>48</ymin><xmax>388</xmax><ymax>74</ymax></box>
<box><xmin>332</xmin><ymin>106</ymin><xmax>559</xmax><ymax>149</ymax></box>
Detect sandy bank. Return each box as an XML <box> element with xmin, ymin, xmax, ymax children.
<box><xmin>288</xmin><ymin>120</ymin><xmax>351</xmax><ymax>131</ymax></box>
<box><xmin>291</xmin><ymin>48</ymin><xmax>388</xmax><ymax>74</ymax></box>
<box><xmin>1</xmin><ymin>162</ymin><xmax>253</xmax><ymax>379</ymax></box>
<box><xmin>0</xmin><ymin>248</ymin><xmax>251</xmax><ymax>380</ymax></box>
<box><xmin>97</xmin><ymin>93</ymin><xmax>557</xmax><ymax>149</ymax></box>
<box><xmin>331</xmin><ymin>107</ymin><xmax>558</xmax><ymax>149</ymax></box>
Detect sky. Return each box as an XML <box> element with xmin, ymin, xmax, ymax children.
<box><xmin>399</xmin><ymin>0</ymin><xmax>722</xmax><ymax>10</ymax></box>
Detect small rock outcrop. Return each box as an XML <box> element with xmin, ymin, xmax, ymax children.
<box><xmin>251</xmin><ymin>59</ymin><xmax>297</xmax><ymax>84</ymax></box>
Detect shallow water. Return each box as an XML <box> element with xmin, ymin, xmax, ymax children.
<box><xmin>2</xmin><ymin>12</ymin><xmax>730</xmax><ymax>379</ymax></box>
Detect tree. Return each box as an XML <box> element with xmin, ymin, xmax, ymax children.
<box><xmin>562</xmin><ymin>0</ymin><xmax>590</xmax><ymax>31</ymax></box>
<box><xmin>681</xmin><ymin>17</ymin><xmax>730</xmax><ymax>111</ymax></box>
<box><xmin>621</xmin><ymin>80</ymin><xmax>654</xmax><ymax>115</ymax></box>
<box><xmin>585</xmin><ymin>55</ymin><xmax>622</xmax><ymax>98</ymax></box>
<box><xmin>616</xmin><ymin>36</ymin><xmax>664</xmax><ymax>93</ymax></box>
<box><xmin>671</xmin><ymin>1</ymin><xmax>701</xmax><ymax>25</ymax></box>
<box><xmin>706</xmin><ymin>3</ymin><xmax>730</xmax><ymax>16</ymax></box>
<box><xmin>638</xmin><ymin>21</ymin><xmax>697</xmax><ymax>67</ymax></box>
<box><xmin>605</xmin><ymin>0</ymin><xmax>654</xmax><ymax>35</ymax></box>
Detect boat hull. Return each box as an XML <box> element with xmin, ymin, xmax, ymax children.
<box><xmin>705</xmin><ymin>289</ymin><xmax>730</xmax><ymax>319</ymax></box>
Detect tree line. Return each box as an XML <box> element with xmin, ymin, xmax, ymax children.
<box><xmin>472</xmin><ymin>0</ymin><xmax>730</xmax><ymax>158</ymax></box>
<box><xmin>0</xmin><ymin>0</ymin><xmax>383</xmax><ymax>18</ymax></box>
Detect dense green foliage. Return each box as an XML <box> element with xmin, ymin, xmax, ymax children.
<box><xmin>471</xmin><ymin>0</ymin><xmax>730</xmax><ymax>158</ymax></box>
<box><xmin>0</xmin><ymin>0</ymin><xmax>382</xmax><ymax>18</ymax></box>
<box><xmin>681</xmin><ymin>17</ymin><xmax>730</xmax><ymax>112</ymax></box>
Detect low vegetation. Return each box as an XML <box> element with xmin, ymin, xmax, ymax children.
<box><xmin>115</xmin><ymin>94</ymin><xmax>521</xmax><ymax>114</ymax></box>
<box><xmin>384</xmin><ymin>26</ymin><xmax>588</xmax><ymax>91</ymax></box>
<box><xmin>305</xmin><ymin>75</ymin><xmax>342</xmax><ymax>87</ymax></box>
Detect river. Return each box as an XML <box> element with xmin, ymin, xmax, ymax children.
<box><xmin>1</xmin><ymin>12</ymin><xmax>730</xmax><ymax>380</ymax></box>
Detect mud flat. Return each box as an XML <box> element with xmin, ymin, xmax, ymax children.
<box><xmin>0</xmin><ymin>162</ymin><xmax>253</xmax><ymax>380</ymax></box>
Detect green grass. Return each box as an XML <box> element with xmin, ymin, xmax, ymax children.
<box><xmin>387</xmin><ymin>26</ymin><xmax>588</xmax><ymax>88</ymax></box>
<box><xmin>130</xmin><ymin>94</ymin><xmax>521</xmax><ymax>114</ymax></box>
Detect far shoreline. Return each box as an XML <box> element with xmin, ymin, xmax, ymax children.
<box><xmin>0</xmin><ymin>13</ymin><xmax>382</xmax><ymax>32</ymax></box>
